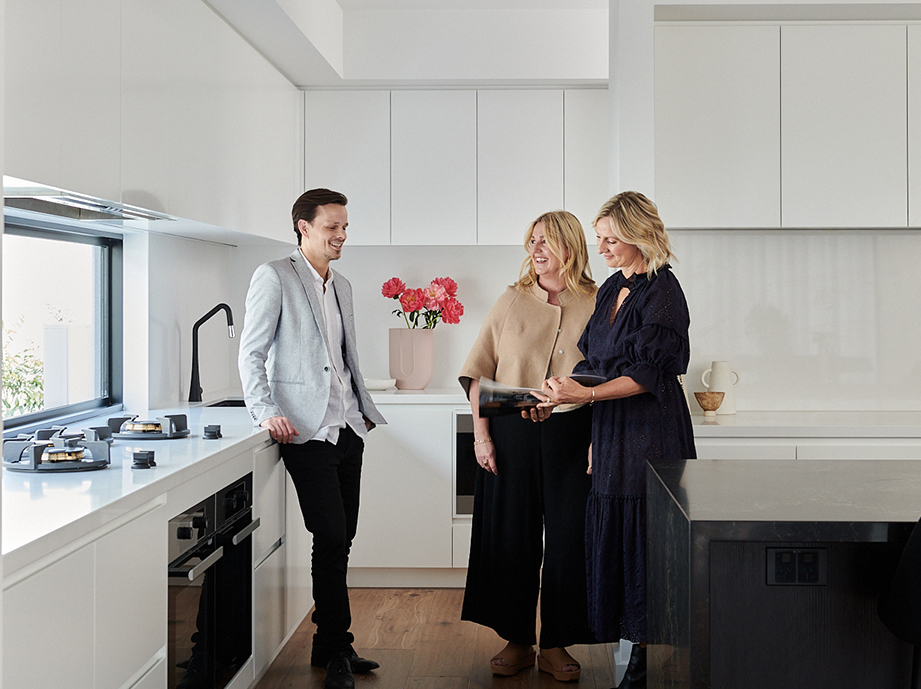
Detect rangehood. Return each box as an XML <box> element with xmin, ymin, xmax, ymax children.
<box><xmin>3</xmin><ymin>176</ymin><xmax>174</xmax><ymax>222</ymax></box>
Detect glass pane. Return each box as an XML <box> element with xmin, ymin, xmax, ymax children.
<box><xmin>2</xmin><ymin>233</ymin><xmax>105</xmax><ymax>420</ymax></box>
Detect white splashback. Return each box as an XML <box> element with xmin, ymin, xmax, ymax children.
<box><xmin>222</xmin><ymin>230</ymin><xmax>921</xmax><ymax>413</ymax></box>
<box><xmin>672</xmin><ymin>229</ymin><xmax>921</xmax><ymax>411</ymax></box>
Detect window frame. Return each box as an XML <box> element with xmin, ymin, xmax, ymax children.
<box><xmin>2</xmin><ymin>211</ymin><xmax>123</xmax><ymax>432</ymax></box>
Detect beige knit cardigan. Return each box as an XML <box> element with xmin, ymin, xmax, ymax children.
<box><xmin>459</xmin><ymin>282</ymin><xmax>597</xmax><ymax>402</ymax></box>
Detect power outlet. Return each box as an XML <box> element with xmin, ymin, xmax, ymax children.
<box><xmin>766</xmin><ymin>548</ymin><xmax>827</xmax><ymax>585</ymax></box>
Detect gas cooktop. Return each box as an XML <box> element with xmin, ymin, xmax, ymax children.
<box><xmin>109</xmin><ymin>413</ymin><xmax>191</xmax><ymax>440</ymax></box>
<box><xmin>3</xmin><ymin>426</ymin><xmax>112</xmax><ymax>473</ymax></box>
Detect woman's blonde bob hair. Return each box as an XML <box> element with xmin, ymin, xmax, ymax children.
<box><xmin>594</xmin><ymin>191</ymin><xmax>675</xmax><ymax>275</ymax></box>
<box><xmin>515</xmin><ymin>210</ymin><xmax>595</xmax><ymax>296</ymax></box>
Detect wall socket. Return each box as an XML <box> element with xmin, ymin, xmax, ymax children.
<box><xmin>766</xmin><ymin>548</ymin><xmax>827</xmax><ymax>585</ymax></box>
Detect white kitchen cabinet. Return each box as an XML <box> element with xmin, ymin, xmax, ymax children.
<box><xmin>564</xmin><ymin>89</ymin><xmax>611</xmax><ymax>233</ymax></box>
<box><xmin>6</xmin><ymin>0</ymin><xmax>298</xmax><ymax>240</ymax></box>
<box><xmin>910</xmin><ymin>26</ymin><xmax>921</xmax><ymax>227</ymax></box>
<box><xmin>654</xmin><ymin>25</ymin><xmax>781</xmax><ymax>229</ymax></box>
<box><xmin>3</xmin><ymin>546</ymin><xmax>96</xmax><ymax>689</ymax></box>
<box><xmin>253</xmin><ymin>442</ymin><xmax>285</xmax><ymax>564</ymax></box>
<box><xmin>304</xmin><ymin>91</ymin><xmax>392</xmax><ymax>245</ymax></box>
<box><xmin>124</xmin><ymin>0</ymin><xmax>298</xmax><ymax>238</ymax></box>
<box><xmin>254</xmin><ymin>542</ymin><xmax>287</xmax><ymax>679</ymax></box>
<box><xmin>285</xmin><ymin>473</ymin><xmax>314</xmax><ymax>634</ymax></box>
<box><xmin>453</xmin><ymin>522</ymin><xmax>473</xmax><ymax>568</ymax></box>
<box><xmin>781</xmin><ymin>24</ymin><xmax>907</xmax><ymax>228</ymax></box>
<box><xmin>391</xmin><ymin>90</ymin><xmax>478</xmax><ymax>245</ymax></box>
<box><xmin>796</xmin><ymin>440</ymin><xmax>921</xmax><ymax>461</ymax></box>
<box><xmin>695</xmin><ymin>440</ymin><xmax>797</xmax><ymax>461</ymax></box>
<box><xmin>95</xmin><ymin>504</ymin><xmax>167</xmax><ymax>689</ymax></box>
<box><xmin>350</xmin><ymin>404</ymin><xmax>456</xmax><ymax>567</ymax></box>
<box><xmin>3</xmin><ymin>499</ymin><xmax>167</xmax><ymax>689</ymax></box>
<box><xmin>5</xmin><ymin>0</ymin><xmax>122</xmax><ymax>201</ymax></box>
<box><xmin>477</xmin><ymin>90</ymin><xmax>564</xmax><ymax>245</ymax></box>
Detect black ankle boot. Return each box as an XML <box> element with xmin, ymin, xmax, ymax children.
<box><xmin>616</xmin><ymin>644</ymin><xmax>646</xmax><ymax>689</ymax></box>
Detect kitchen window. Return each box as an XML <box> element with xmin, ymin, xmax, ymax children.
<box><xmin>2</xmin><ymin>215</ymin><xmax>122</xmax><ymax>430</ymax></box>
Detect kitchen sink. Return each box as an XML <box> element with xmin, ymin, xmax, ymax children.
<box><xmin>204</xmin><ymin>398</ymin><xmax>246</xmax><ymax>407</ymax></box>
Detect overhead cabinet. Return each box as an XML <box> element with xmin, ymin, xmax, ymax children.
<box><xmin>477</xmin><ymin>90</ymin><xmax>565</xmax><ymax>244</ymax></box>
<box><xmin>304</xmin><ymin>90</ymin><xmax>392</xmax><ymax>246</ymax></box>
<box><xmin>910</xmin><ymin>26</ymin><xmax>921</xmax><ymax>227</ymax></box>
<box><xmin>781</xmin><ymin>24</ymin><xmax>907</xmax><ymax>228</ymax></box>
<box><xmin>564</xmin><ymin>89</ymin><xmax>612</xmax><ymax>234</ymax></box>
<box><xmin>655</xmin><ymin>22</ymin><xmax>914</xmax><ymax>229</ymax></box>
<box><xmin>655</xmin><ymin>25</ymin><xmax>781</xmax><ymax>229</ymax></box>
<box><xmin>303</xmin><ymin>88</ymin><xmax>605</xmax><ymax>245</ymax></box>
<box><xmin>391</xmin><ymin>90</ymin><xmax>478</xmax><ymax>245</ymax></box>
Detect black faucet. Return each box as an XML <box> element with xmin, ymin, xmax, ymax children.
<box><xmin>189</xmin><ymin>303</ymin><xmax>235</xmax><ymax>403</ymax></box>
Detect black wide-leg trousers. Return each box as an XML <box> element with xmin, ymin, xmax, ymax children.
<box><xmin>281</xmin><ymin>426</ymin><xmax>364</xmax><ymax>661</ymax></box>
<box><xmin>461</xmin><ymin>405</ymin><xmax>597</xmax><ymax>648</ymax></box>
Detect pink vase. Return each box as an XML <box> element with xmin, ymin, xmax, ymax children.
<box><xmin>389</xmin><ymin>328</ymin><xmax>434</xmax><ymax>390</ymax></box>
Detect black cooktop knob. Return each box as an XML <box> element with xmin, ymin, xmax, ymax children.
<box><xmin>177</xmin><ymin>526</ymin><xmax>193</xmax><ymax>540</ymax></box>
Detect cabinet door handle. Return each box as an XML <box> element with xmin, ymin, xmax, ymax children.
<box><xmin>232</xmin><ymin>517</ymin><xmax>261</xmax><ymax>546</ymax></box>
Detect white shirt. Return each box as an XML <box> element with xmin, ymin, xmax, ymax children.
<box><xmin>301</xmin><ymin>251</ymin><xmax>368</xmax><ymax>443</ymax></box>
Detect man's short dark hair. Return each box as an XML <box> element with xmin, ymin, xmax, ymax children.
<box><xmin>292</xmin><ymin>188</ymin><xmax>348</xmax><ymax>242</ymax></box>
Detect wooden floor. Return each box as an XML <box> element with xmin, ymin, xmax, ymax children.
<box><xmin>254</xmin><ymin>588</ymin><xmax>617</xmax><ymax>689</ymax></box>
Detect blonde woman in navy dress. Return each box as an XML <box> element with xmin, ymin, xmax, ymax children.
<box><xmin>539</xmin><ymin>192</ymin><xmax>696</xmax><ymax>689</ymax></box>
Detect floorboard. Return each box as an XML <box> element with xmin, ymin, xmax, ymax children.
<box><xmin>254</xmin><ymin>588</ymin><xmax>615</xmax><ymax>689</ymax></box>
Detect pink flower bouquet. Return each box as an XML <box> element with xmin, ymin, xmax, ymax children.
<box><xmin>381</xmin><ymin>276</ymin><xmax>464</xmax><ymax>329</ymax></box>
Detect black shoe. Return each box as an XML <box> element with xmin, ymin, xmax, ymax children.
<box><xmin>325</xmin><ymin>652</ymin><xmax>355</xmax><ymax>689</ymax></box>
<box><xmin>615</xmin><ymin>644</ymin><xmax>646</xmax><ymax>689</ymax></box>
<box><xmin>312</xmin><ymin>647</ymin><xmax>380</xmax><ymax>674</ymax></box>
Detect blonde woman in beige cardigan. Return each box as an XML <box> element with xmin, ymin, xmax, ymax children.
<box><xmin>459</xmin><ymin>210</ymin><xmax>599</xmax><ymax>682</ymax></box>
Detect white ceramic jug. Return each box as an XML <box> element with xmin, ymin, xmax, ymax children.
<box><xmin>700</xmin><ymin>361</ymin><xmax>740</xmax><ymax>414</ymax></box>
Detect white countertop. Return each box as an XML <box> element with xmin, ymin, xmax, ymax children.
<box><xmin>6</xmin><ymin>397</ymin><xmax>921</xmax><ymax>577</ymax></box>
<box><xmin>2</xmin><ymin>405</ymin><xmax>267</xmax><ymax>568</ymax></box>
<box><xmin>370</xmin><ymin>387</ymin><xmax>467</xmax><ymax>404</ymax></box>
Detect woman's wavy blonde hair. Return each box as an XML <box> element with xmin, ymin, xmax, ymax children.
<box><xmin>594</xmin><ymin>191</ymin><xmax>675</xmax><ymax>275</ymax></box>
<box><xmin>515</xmin><ymin>210</ymin><xmax>595</xmax><ymax>296</ymax></box>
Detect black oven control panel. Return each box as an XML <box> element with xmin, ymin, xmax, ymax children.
<box><xmin>168</xmin><ymin>495</ymin><xmax>216</xmax><ymax>566</ymax></box>
<box><xmin>215</xmin><ymin>473</ymin><xmax>253</xmax><ymax>530</ymax></box>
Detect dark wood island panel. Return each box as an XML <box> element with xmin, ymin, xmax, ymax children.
<box><xmin>648</xmin><ymin>459</ymin><xmax>921</xmax><ymax>689</ymax></box>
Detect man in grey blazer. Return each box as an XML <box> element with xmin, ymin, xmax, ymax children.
<box><xmin>238</xmin><ymin>188</ymin><xmax>386</xmax><ymax>689</ymax></box>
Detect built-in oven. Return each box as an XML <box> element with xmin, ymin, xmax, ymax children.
<box><xmin>168</xmin><ymin>474</ymin><xmax>260</xmax><ymax>689</ymax></box>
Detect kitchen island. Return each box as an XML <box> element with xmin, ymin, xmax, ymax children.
<box><xmin>648</xmin><ymin>458</ymin><xmax>921</xmax><ymax>689</ymax></box>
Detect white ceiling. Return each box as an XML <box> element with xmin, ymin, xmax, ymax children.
<box><xmin>205</xmin><ymin>0</ymin><xmax>609</xmax><ymax>87</ymax></box>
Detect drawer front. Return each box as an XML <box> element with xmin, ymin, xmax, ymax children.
<box><xmin>695</xmin><ymin>441</ymin><xmax>797</xmax><ymax>461</ymax></box>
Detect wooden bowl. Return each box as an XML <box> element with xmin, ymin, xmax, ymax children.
<box><xmin>694</xmin><ymin>391</ymin><xmax>725</xmax><ymax>417</ymax></box>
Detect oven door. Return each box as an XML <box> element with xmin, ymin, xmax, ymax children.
<box><xmin>212</xmin><ymin>512</ymin><xmax>260</xmax><ymax>688</ymax></box>
<box><xmin>168</xmin><ymin>537</ymin><xmax>224</xmax><ymax>689</ymax></box>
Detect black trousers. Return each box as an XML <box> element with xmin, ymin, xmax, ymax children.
<box><xmin>281</xmin><ymin>425</ymin><xmax>364</xmax><ymax>660</ymax></box>
<box><xmin>461</xmin><ymin>405</ymin><xmax>597</xmax><ymax>648</ymax></box>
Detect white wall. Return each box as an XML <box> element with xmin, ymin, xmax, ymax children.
<box><xmin>673</xmin><ymin>230</ymin><xmax>921</xmax><ymax>411</ymax></box>
<box><xmin>344</xmin><ymin>8</ymin><xmax>608</xmax><ymax>82</ymax></box>
<box><xmin>227</xmin><ymin>233</ymin><xmax>921</xmax><ymax>412</ymax></box>
<box><xmin>124</xmin><ymin>232</ymin><xmax>243</xmax><ymax>410</ymax></box>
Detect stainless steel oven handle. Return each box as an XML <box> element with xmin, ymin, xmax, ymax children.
<box><xmin>231</xmin><ymin>517</ymin><xmax>260</xmax><ymax>546</ymax></box>
<box><xmin>168</xmin><ymin>546</ymin><xmax>224</xmax><ymax>582</ymax></box>
<box><xmin>187</xmin><ymin>546</ymin><xmax>224</xmax><ymax>580</ymax></box>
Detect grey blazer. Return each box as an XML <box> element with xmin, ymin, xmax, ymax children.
<box><xmin>238</xmin><ymin>249</ymin><xmax>386</xmax><ymax>442</ymax></box>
